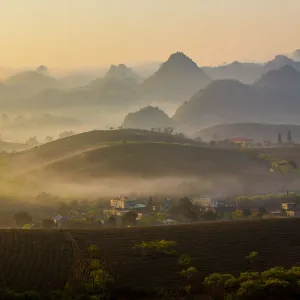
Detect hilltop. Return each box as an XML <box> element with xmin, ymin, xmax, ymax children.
<box><xmin>122</xmin><ymin>106</ymin><xmax>174</xmax><ymax>130</ymax></box>
<box><xmin>6</xmin><ymin>129</ymin><xmax>289</xmax><ymax>196</ymax></box>
<box><xmin>104</xmin><ymin>64</ymin><xmax>143</xmax><ymax>83</ymax></box>
<box><xmin>264</xmin><ymin>55</ymin><xmax>300</xmax><ymax>72</ymax></box>
<box><xmin>11</xmin><ymin>129</ymin><xmax>195</xmax><ymax>168</ymax></box>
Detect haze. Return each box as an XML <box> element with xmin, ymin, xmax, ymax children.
<box><xmin>1</xmin><ymin>0</ymin><xmax>300</xmax><ymax>69</ymax></box>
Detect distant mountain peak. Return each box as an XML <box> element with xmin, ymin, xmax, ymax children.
<box><xmin>104</xmin><ymin>64</ymin><xmax>142</xmax><ymax>82</ymax></box>
<box><xmin>123</xmin><ymin>106</ymin><xmax>173</xmax><ymax>129</ymax></box>
<box><xmin>256</xmin><ymin>65</ymin><xmax>300</xmax><ymax>87</ymax></box>
<box><xmin>292</xmin><ymin>49</ymin><xmax>300</xmax><ymax>61</ymax></box>
<box><xmin>163</xmin><ymin>52</ymin><xmax>199</xmax><ymax>69</ymax></box>
<box><xmin>265</xmin><ymin>55</ymin><xmax>298</xmax><ymax>71</ymax></box>
<box><xmin>36</xmin><ymin>65</ymin><xmax>49</xmax><ymax>75</ymax></box>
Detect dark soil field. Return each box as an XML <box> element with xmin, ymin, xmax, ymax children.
<box><xmin>2</xmin><ymin>218</ymin><xmax>300</xmax><ymax>296</ymax></box>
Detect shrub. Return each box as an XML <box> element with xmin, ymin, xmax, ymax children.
<box><xmin>133</xmin><ymin>240</ymin><xmax>177</xmax><ymax>255</ymax></box>
<box><xmin>178</xmin><ymin>254</ymin><xmax>192</xmax><ymax>266</ymax></box>
<box><xmin>180</xmin><ymin>266</ymin><xmax>197</xmax><ymax>280</ymax></box>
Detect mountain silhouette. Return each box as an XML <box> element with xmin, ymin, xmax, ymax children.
<box><xmin>203</xmin><ymin>61</ymin><xmax>264</xmax><ymax>84</ymax></box>
<box><xmin>264</xmin><ymin>55</ymin><xmax>300</xmax><ymax>72</ymax></box>
<box><xmin>173</xmin><ymin>67</ymin><xmax>300</xmax><ymax>131</ymax></box>
<box><xmin>104</xmin><ymin>64</ymin><xmax>143</xmax><ymax>83</ymax></box>
<box><xmin>255</xmin><ymin>65</ymin><xmax>300</xmax><ymax>88</ymax></box>
<box><xmin>140</xmin><ymin>52</ymin><xmax>211</xmax><ymax>103</ymax></box>
<box><xmin>292</xmin><ymin>49</ymin><xmax>300</xmax><ymax>61</ymax></box>
<box><xmin>123</xmin><ymin>106</ymin><xmax>173</xmax><ymax>130</ymax></box>
<box><xmin>5</xmin><ymin>70</ymin><xmax>58</xmax><ymax>96</ymax></box>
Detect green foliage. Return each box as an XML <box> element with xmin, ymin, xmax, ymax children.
<box><xmin>204</xmin><ymin>265</ymin><xmax>300</xmax><ymax>300</ymax></box>
<box><xmin>42</xmin><ymin>218</ymin><xmax>56</xmax><ymax>229</ymax></box>
<box><xmin>22</xmin><ymin>224</ymin><xmax>31</xmax><ymax>229</ymax></box>
<box><xmin>122</xmin><ymin>210</ymin><xmax>138</xmax><ymax>227</ymax></box>
<box><xmin>180</xmin><ymin>266</ymin><xmax>197</xmax><ymax>280</ymax></box>
<box><xmin>14</xmin><ymin>211</ymin><xmax>32</xmax><ymax>228</ymax></box>
<box><xmin>0</xmin><ymin>290</ymin><xmax>42</xmax><ymax>300</ymax></box>
<box><xmin>204</xmin><ymin>273</ymin><xmax>236</xmax><ymax>289</ymax></box>
<box><xmin>246</xmin><ymin>251</ymin><xmax>258</xmax><ymax>261</ymax></box>
<box><xmin>178</xmin><ymin>254</ymin><xmax>192</xmax><ymax>266</ymax></box>
<box><xmin>133</xmin><ymin>240</ymin><xmax>177</xmax><ymax>255</ymax></box>
<box><xmin>242</xmin><ymin>208</ymin><xmax>251</xmax><ymax>217</ymax></box>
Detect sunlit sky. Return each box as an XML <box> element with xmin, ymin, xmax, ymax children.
<box><xmin>0</xmin><ymin>0</ymin><xmax>300</xmax><ymax>69</ymax></box>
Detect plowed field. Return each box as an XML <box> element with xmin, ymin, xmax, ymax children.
<box><xmin>2</xmin><ymin>218</ymin><xmax>300</xmax><ymax>295</ymax></box>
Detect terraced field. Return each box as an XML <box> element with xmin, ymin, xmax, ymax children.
<box><xmin>2</xmin><ymin>218</ymin><xmax>300</xmax><ymax>295</ymax></box>
<box><xmin>0</xmin><ymin>230</ymin><xmax>72</xmax><ymax>293</ymax></box>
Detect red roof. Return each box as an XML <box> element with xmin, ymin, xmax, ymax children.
<box><xmin>230</xmin><ymin>137</ymin><xmax>252</xmax><ymax>142</ymax></box>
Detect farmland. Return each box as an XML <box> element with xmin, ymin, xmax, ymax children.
<box><xmin>2</xmin><ymin>218</ymin><xmax>300</xmax><ymax>296</ymax></box>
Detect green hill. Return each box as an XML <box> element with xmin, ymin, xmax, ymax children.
<box><xmin>7</xmin><ymin>129</ymin><xmax>293</xmax><ymax>196</ymax></box>
<box><xmin>194</xmin><ymin>123</ymin><xmax>300</xmax><ymax>142</ymax></box>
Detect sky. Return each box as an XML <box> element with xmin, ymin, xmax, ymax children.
<box><xmin>0</xmin><ymin>0</ymin><xmax>300</xmax><ymax>69</ymax></box>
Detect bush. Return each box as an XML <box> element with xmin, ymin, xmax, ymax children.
<box><xmin>133</xmin><ymin>240</ymin><xmax>177</xmax><ymax>255</ymax></box>
<box><xmin>14</xmin><ymin>212</ymin><xmax>32</xmax><ymax>228</ymax></box>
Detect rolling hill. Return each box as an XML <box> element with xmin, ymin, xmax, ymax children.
<box><xmin>122</xmin><ymin>106</ymin><xmax>174</xmax><ymax>129</ymax></box>
<box><xmin>10</xmin><ymin>129</ymin><xmax>196</xmax><ymax>175</ymax></box>
<box><xmin>193</xmin><ymin>123</ymin><xmax>300</xmax><ymax>142</ymax></box>
<box><xmin>3</xmin><ymin>218</ymin><xmax>300</xmax><ymax>296</ymax></box>
<box><xmin>6</xmin><ymin>129</ymin><xmax>290</xmax><ymax>196</ymax></box>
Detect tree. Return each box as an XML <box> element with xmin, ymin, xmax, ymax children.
<box><xmin>59</xmin><ymin>130</ymin><xmax>76</xmax><ymax>139</ymax></box>
<box><xmin>26</xmin><ymin>136</ymin><xmax>39</xmax><ymax>146</ymax></box>
<box><xmin>287</xmin><ymin>131</ymin><xmax>292</xmax><ymax>143</ymax></box>
<box><xmin>45</xmin><ymin>136</ymin><xmax>53</xmax><ymax>143</ymax></box>
<box><xmin>14</xmin><ymin>212</ymin><xmax>33</xmax><ymax>227</ymax></box>
<box><xmin>242</xmin><ymin>208</ymin><xmax>252</xmax><ymax>217</ymax></box>
<box><xmin>122</xmin><ymin>211</ymin><xmax>138</xmax><ymax>227</ymax></box>
<box><xmin>258</xmin><ymin>207</ymin><xmax>267</xmax><ymax>215</ymax></box>
<box><xmin>277</xmin><ymin>133</ymin><xmax>282</xmax><ymax>144</ymax></box>
<box><xmin>42</xmin><ymin>218</ymin><xmax>56</xmax><ymax>229</ymax></box>
<box><xmin>15</xmin><ymin>212</ymin><xmax>30</xmax><ymax>226</ymax></box>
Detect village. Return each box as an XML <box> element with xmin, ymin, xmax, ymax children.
<box><xmin>10</xmin><ymin>191</ymin><xmax>300</xmax><ymax>230</ymax></box>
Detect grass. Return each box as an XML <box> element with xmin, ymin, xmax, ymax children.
<box><xmin>3</xmin><ymin>218</ymin><xmax>300</xmax><ymax>295</ymax></box>
<box><xmin>33</xmin><ymin>142</ymin><xmax>270</xmax><ymax>179</ymax></box>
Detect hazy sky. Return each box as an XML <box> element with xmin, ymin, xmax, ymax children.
<box><xmin>0</xmin><ymin>0</ymin><xmax>300</xmax><ymax>68</ymax></box>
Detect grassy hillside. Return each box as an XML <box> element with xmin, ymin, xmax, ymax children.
<box><xmin>42</xmin><ymin>142</ymin><xmax>266</xmax><ymax>178</ymax></box>
<box><xmin>11</xmin><ymin>129</ymin><xmax>195</xmax><ymax>168</ymax></box>
<box><xmin>3</xmin><ymin>218</ymin><xmax>300</xmax><ymax>295</ymax></box>
<box><xmin>194</xmin><ymin>123</ymin><xmax>300</xmax><ymax>142</ymax></box>
<box><xmin>6</xmin><ymin>128</ymin><xmax>289</xmax><ymax>196</ymax></box>
<box><xmin>259</xmin><ymin>147</ymin><xmax>300</xmax><ymax>166</ymax></box>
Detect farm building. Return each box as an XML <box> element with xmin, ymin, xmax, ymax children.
<box><xmin>160</xmin><ymin>198</ymin><xmax>175</xmax><ymax>212</ymax></box>
<box><xmin>191</xmin><ymin>197</ymin><xmax>229</xmax><ymax>208</ymax></box>
<box><xmin>110</xmin><ymin>196</ymin><xmax>147</xmax><ymax>215</ymax></box>
<box><xmin>282</xmin><ymin>202</ymin><xmax>297</xmax><ymax>210</ymax></box>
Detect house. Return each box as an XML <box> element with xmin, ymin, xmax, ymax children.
<box><xmin>229</xmin><ymin>137</ymin><xmax>253</xmax><ymax>147</ymax></box>
<box><xmin>282</xmin><ymin>203</ymin><xmax>296</xmax><ymax>210</ymax></box>
<box><xmin>285</xmin><ymin>210</ymin><xmax>300</xmax><ymax>217</ymax></box>
<box><xmin>191</xmin><ymin>197</ymin><xmax>230</xmax><ymax>208</ymax></box>
<box><xmin>161</xmin><ymin>198</ymin><xmax>175</xmax><ymax>212</ymax></box>
<box><xmin>110</xmin><ymin>196</ymin><xmax>147</xmax><ymax>215</ymax></box>
<box><xmin>162</xmin><ymin>219</ymin><xmax>178</xmax><ymax>225</ymax></box>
